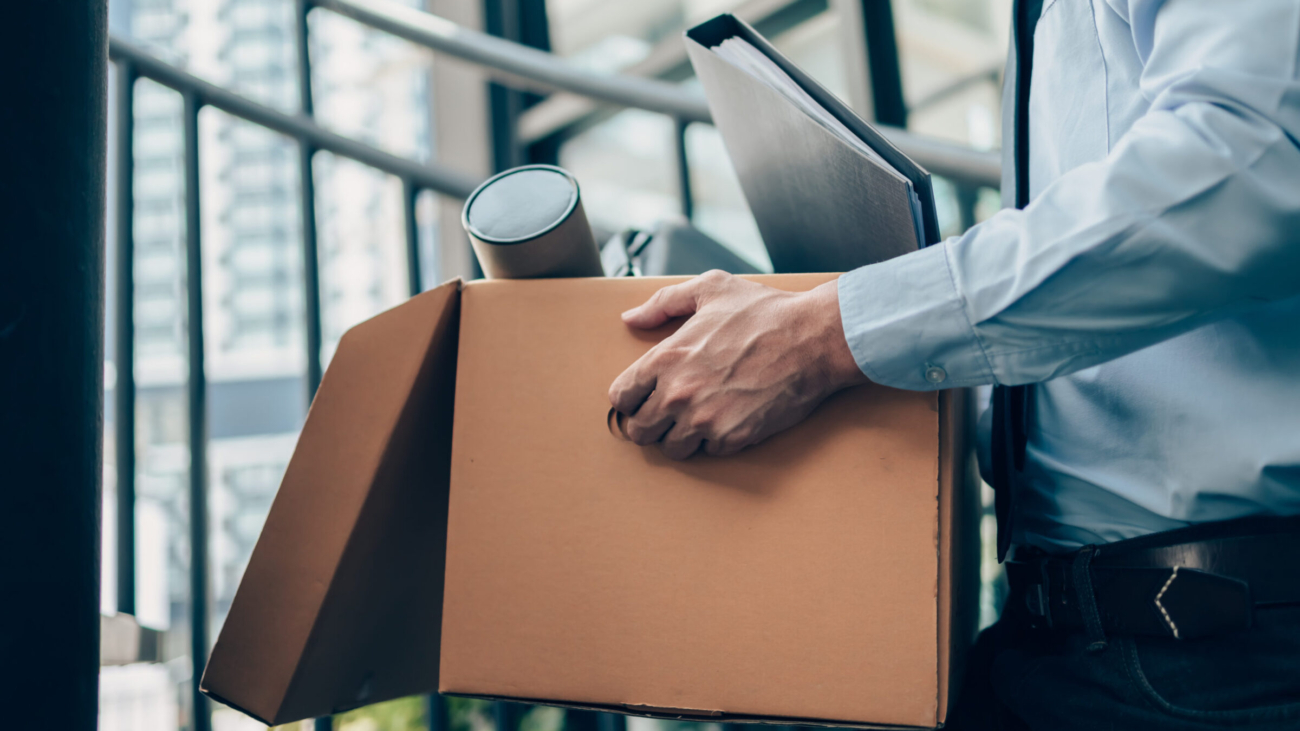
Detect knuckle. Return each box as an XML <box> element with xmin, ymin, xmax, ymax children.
<box><xmin>631</xmin><ymin>431</ymin><xmax>657</xmax><ymax>447</ymax></box>
<box><xmin>666</xmin><ymin>433</ymin><xmax>701</xmax><ymax>460</ymax></box>
<box><xmin>717</xmin><ymin>426</ymin><xmax>754</xmax><ymax>455</ymax></box>
<box><xmin>660</xmin><ymin>345</ymin><xmax>689</xmax><ymax>367</ymax></box>
<box><xmin>614</xmin><ymin>394</ymin><xmax>640</xmax><ymax>416</ymax></box>
<box><xmin>731</xmin><ymin>427</ymin><xmax>756</xmax><ymax>448</ymax></box>
<box><xmin>658</xmin><ymin>386</ymin><xmax>689</xmax><ymax>410</ymax></box>
<box><xmin>644</xmin><ymin>348</ymin><xmax>669</xmax><ymax>368</ymax></box>
<box><xmin>688</xmin><ymin>413</ymin><xmax>716</xmax><ymax>435</ymax></box>
<box><xmin>657</xmin><ymin>282</ymin><xmax>685</xmax><ymax>303</ymax></box>
<box><xmin>624</xmin><ymin>421</ymin><xmax>651</xmax><ymax>444</ymax></box>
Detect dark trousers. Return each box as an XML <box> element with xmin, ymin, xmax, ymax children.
<box><xmin>946</xmin><ymin>592</ymin><xmax>1300</xmax><ymax>729</ymax></box>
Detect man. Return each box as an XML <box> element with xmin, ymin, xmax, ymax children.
<box><xmin>608</xmin><ymin>1</ymin><xmax>1300</xmax><ymax>728</ymax></box>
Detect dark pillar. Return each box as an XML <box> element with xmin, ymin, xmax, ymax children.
<box><xmin>425</xmin><ymin>693</ymin><xmax>448</xmax><ymax>731</ymax></box>
<box><xmin>955</xmin><ymin>183</ymin><xmax>980</xmax><ymax>234</ymax></box>
<box><xmin>672</xmin><ymin>117</ymin><xmax>695</xmax><ymax>219</ymax></box>
<box><xmin>861</xmin><ymin>0</ymin><xmax>908</xmax><ymax>127</ymax></box>
<box><xmin>485</xmin><ymin>0</ymin><xmax>552</xmax><ymax>172</ymax></box>
<box><xmin>493</xmin><ymin>700</ymin><xmax>526</xmax><ymax>731</ymax></box>
<box><xmin>0</xmin><ymin>1</ymin><xmax>109</xmax><ymax>729</ymax></box>
<box><xmin>566</xmin><ymin>710</ymin><xmax>627</xmax><ymax>731</ymax></box>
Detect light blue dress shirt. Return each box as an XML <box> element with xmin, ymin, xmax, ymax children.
<box><xmin>838</xmin><ymin>0</ymin><xmax>1300</xmax><ymax>551</ymax></box>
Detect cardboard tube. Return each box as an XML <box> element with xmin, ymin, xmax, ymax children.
<box><xmin>462</xmin><ymin>165</ymin><xmax>604</xmax><ymax>279</ymax></box>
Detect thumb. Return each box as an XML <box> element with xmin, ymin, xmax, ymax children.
<box><xmin>621</xmin><ymin>278</ymin><xmax>706</xmax><ymax>329</ymax></box>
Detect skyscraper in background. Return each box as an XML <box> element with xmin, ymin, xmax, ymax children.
<box><xmin>102</xmin><ymin>1</ymin><xmax>433</xmax><ymax>728</ymax></box>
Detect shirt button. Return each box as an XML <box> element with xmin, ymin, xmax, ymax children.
<box><xmin>924</xmin><ymin>365</ymin><xmax>947</xmax><ymax>384</ymax></box>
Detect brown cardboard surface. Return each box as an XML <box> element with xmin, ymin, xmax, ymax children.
<box><xmin>201</xmin><ymin>280</ymin><xmax>461</xmax><ymax>724</ymax></box>
<box><xmin>203</xmin><ymin>273</ymin><xmax>973</xmax><ymax>729</ymax></box>
<box><xmin>441</xmin><ymin>275</ymin><xmax>948</xmax><ymax>728</ymax></box>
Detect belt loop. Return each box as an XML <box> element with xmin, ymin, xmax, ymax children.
<box><xmin>1072</xmin><ymin>545</ymin><xmax>1109</xmax><ymax>653</ymax></box>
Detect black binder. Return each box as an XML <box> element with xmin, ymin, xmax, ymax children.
<box><xmin>685</xmin><ymin>14</ymin><xmax>941</xmax><ymax>273</ymax></box>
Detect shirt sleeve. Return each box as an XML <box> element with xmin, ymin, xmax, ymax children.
<box><xmin>839</xmin><ymin>0</ymin><xmax>1300</xmax><ymax>391</ymax></box>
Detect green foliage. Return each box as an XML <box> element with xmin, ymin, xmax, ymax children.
<box><xmin>334</xmin><ymin>695</ymin><xmax>428</xmax><ymax>731</ymax></box>
<box><xmin>519</xmin><ymin>706</ymin><xmax>564</xmax><ymax>731</ymax></box>
<box><xmin>446</xmin><ymin>697</ymin><xmax>494</xmax><ymax>731</ymax></box>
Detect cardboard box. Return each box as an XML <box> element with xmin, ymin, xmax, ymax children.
<box><xmin>201</xmin><ymin>275</ymin><xmax>978</xmax><ymax>729</ymax></box>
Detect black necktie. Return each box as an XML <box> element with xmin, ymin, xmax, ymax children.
<box><xmin>993</xmin><ymin>0</ymin><xmax>1043</xmax><ymax>562</ymax></box>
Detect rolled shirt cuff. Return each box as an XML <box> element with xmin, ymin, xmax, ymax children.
<box><xmin>837</xmin><ymin>240</ymin><xmax>996</xmax><ymax>391</ymax></box>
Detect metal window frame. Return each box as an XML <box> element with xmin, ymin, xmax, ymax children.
<box><xmin>108</xmin><ymin>33</ymin><xmax>476</xmax><ymax>731</ymax></box>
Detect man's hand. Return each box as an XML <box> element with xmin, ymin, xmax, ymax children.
<box><xmin>608</xmin><ymin>270</ymin><xmax>869</xmax><ymax>460</ymax></box>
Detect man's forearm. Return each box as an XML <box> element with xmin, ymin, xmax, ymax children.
<box><xmin>840</xmin><ymin>0</ymin><xmax>1300</xmax><ymax>391</ymax></box>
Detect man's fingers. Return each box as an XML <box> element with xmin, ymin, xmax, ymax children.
<box><xmin>622</xmin><ymin>271</ymin><xmax>729</xmax><ymax>330</ymax></box>
<box><xmin>608</xmin><ymin>358</ymin><xmax>656</xmax><ymax>416</ymax></box>
<box><xmin>660</xmin><ymin>422</ymin><xmax>704</xmax><ymax>461</ymax></box>
<box><xmin>703</xmin><ymin>438</ymin><xmax>739</xmax><ymax>457</ymax></box>
<box><xmin>619</xmin><ymin>389</ymin><xmax>675</xmax><ymax>446</ymax></box>
<box><xmin>622</xmin><ymin>280</ymin><xmax>700</xmax><ymax>329</ymax></box>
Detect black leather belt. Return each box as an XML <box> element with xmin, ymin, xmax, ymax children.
<box><xmin>1006</xmin><ymin>515</ymin><xmax>1300</xmax><ymax>640</ymax></box>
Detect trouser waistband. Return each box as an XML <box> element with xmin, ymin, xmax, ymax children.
<box><xmin>1007</xmin><ymin>514</ymin><xmax>1300</xmax><ymax>642</ymax></box>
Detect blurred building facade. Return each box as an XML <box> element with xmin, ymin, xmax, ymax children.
<box><xmin>103</xmin><ymin>1</ymin><xmax>433</xmax><ymax>728</ymax></box>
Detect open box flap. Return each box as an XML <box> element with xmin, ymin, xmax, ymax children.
<box><xmin>201</xmin><ymin>279</ymin><xmax>462</xmax><ymax>725</ymax></box>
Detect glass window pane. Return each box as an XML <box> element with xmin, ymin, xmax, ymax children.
<box><xmin>98</xmin><ymin>75</ymin><xmax>192</xmax><ymax>731</ymax></box>
<box><xmin>308</xmin><ymin>2</ymin><xmax>435</xmax><ymax>162</ymax></box>
<box><xmin>99</xmin><ymin>664</ymin><xmax>182</xmax><ymax>731</ymax></box>
<box><xmin>313</xmin><ymin>151</ymin><xmax>413</xmax><ymax>365</ymax></box>
<box><xmin>117</xmin><ymin>0</ymin><xmax>298</xmax><ymax>113</ymax></box>
<box><xmin>196</xmin><ymin>109</ymin><xmax>310</xmax><ymax>721</ymax></box>
<box><xmin>894</xmin><ymin>0</ymin><xmax>1009</xmax><ymax>148</ymax></box>
<box><xmin>200</xmin><ymin>108</ymin><xmax>305</xmax><ymax>380</ymax></box>
<box><xmin>105</xmin><ymin>66</ymin><xmax>122</xmax><ymax>618</ymax></box>
<box><xmin>894</xmin><ymin>0</ymin><xmax>1010</xmax><ymax>235</ymax></box>
<box><xmin>415</xmin><ymin>188</ymin><xmax>445</xmax><ymax>289</ymax></box>
<box><xmin>768</xmin><ymin>7</ymin><xmax>850</xmax><ymax>101</ymax></box>
<box><xmin>626</xmin><ymin>719</ymin><xmax>723</xmax><ymax>731</ymax></box>
<box><xmin>684</xmin><ymin>122</ymin><xmax>768</xmax><ymax>271</ymax></box>
<box><xmin>558</xmin><ymin>109</ymin><xmax>680</xmax><ymax>238</ymax></box>
<box><xmin>546</xmin><ymin>0</ymin><xmax>752</xmax><ymax>71</ymax></box>
<box><xmin>110</xmin><ymin>3</ymin><xmax>439</xmax><ymax>731</ymax></box>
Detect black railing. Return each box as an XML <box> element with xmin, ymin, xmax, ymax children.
<box><xmin>108</xmin><ymin>37</ymin><xmax>481</xmax><ymax>731</ymax></box>
<box><xmin>107</xmin><ymin>1</ymin><xmax>1004</xmax><ymax>730</ymax></box>
<box><xmin>180</xmin><ymin>86</ymin><xmax>211</xmax><ymax>731</ymax></box>
<box><xmin>113</xmin><ymin>61</ymin><xmax>137</xmax><ymax>621</ymax></box>
<box><xmin>317</xmin><ymin>0</ymin><xmax>1001</xmax><ymax>189</ymax></box>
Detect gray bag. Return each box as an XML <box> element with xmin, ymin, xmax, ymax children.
<box><xmin>600</xmin><ymin>219</ymin><xmax>760</xmax><ymax>277</ymax></box>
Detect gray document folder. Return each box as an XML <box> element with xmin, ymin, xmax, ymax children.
<box><xmin>685</xmin><ymin>14</ymin><xmax>940</xmax><ymax>273</ymax></box>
